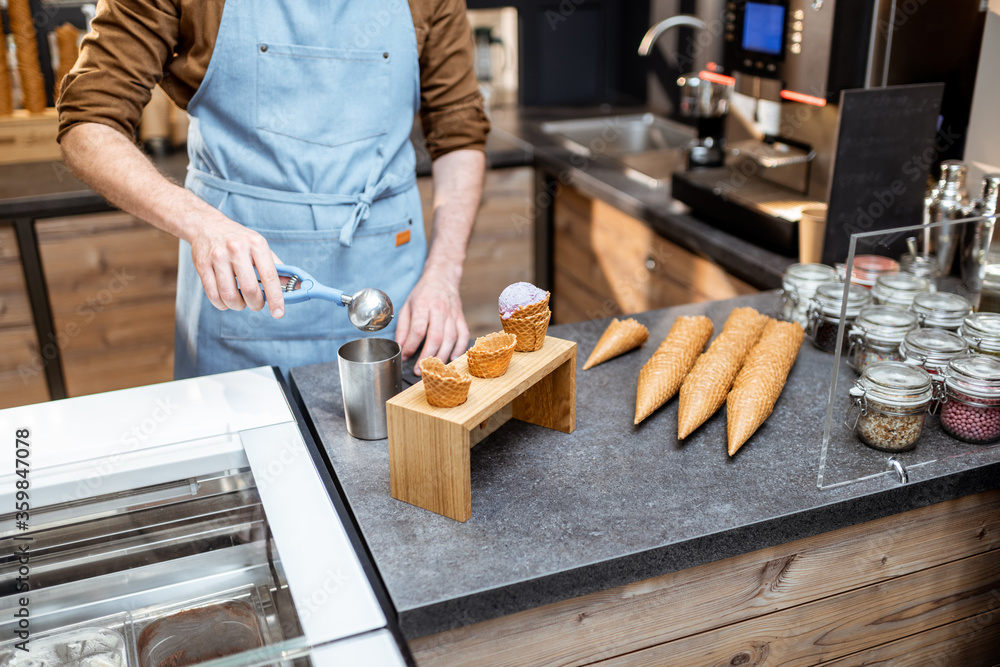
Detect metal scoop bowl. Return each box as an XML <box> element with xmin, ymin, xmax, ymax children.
<box><xmin>260</xmin><ymin>263</ymin><xmax>393</xmax><ymax>332</ymax></box>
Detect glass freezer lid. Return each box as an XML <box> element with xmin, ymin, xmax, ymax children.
<box><xmin>0</xmin><ymin>368</ymin><xmax>399</xmax><ymax>666</ymax></box>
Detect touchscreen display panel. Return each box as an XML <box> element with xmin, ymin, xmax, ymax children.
<box><xmin>742</xmin><ymin>2</ymin><xmax>786</xmax><ymax>56</ymax></box>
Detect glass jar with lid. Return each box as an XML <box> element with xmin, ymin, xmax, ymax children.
<box><xmin>959</xmin><ymin>312</ymin><xmax>1000</xmax><ymax>358</ymax></box>
<box><xmin>846</xmin><ymin>361</ymin><xmax>934</xmax><ymax>452</ymax></box>
<box><xmin>807</xmin><ymin>283</ymin><xmax>873</xmax><ymax>354</ymax></box>
<box><xmin>910</xmin><ymin>291</ymin><xmax>973</xmax><ymax>331</ymax></box>
<box><xmin>781</xmin><ymin>263</ymin><xmax>838</xmax><ymax>328</ymax></box>
<box><xmin>850</xmin><ymin>255</ymin><xmax>899</xmax><ymax>289</ymax></box>
<box><xmin>871</xmin><ymin>272</ymin><xmax>930</xmax><ymax>308</ymax></box>
<box><xmin>939</xmin><ymin>354</ymin><xmax>1000</xmax><ymax>444</ymax></box>
<box><xmin>847</xmin><ymin>305</ymin><xmax>918</xmax><ymax>373</ymax></box>
<box><xmin>899</xmin><ymin>252</ymin><xmax>940</xmax><ymax>290</ymax></box>
<box><xmin>900</xmin><ymin>328</ymin><xmax>969</xmax><ymax>377</ymax></box>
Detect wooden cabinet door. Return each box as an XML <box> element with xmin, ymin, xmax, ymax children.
<box><xmin>0</xmin><ymin>226</ymin><xmax>50</xmax><ymax>408</ymax></box>
<box><xmin>553</xmin><ymin>185</ymin><xmax>756</xmax><ymax>324</ymax></box>
<box><xmin>36</xmin><ymin>212</ymin><xmax>178</xmax><ymax>397</ymax></box>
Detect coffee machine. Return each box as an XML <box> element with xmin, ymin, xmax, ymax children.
<box><xmin>671</xmin><ymin>0</ymin><xmax>987</xmax><ymax>259</ymax></box>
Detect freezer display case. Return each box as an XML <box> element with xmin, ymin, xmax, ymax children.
<box><xmin>0</xmin><ymin>367</ymin><xmax>407</xmax><ymax>666</ymax></box>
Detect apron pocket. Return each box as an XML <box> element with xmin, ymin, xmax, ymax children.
<box><xmin>256</xmin><ymin>43</ymin><xmax>390</xmax><ymax>147</ymax></box>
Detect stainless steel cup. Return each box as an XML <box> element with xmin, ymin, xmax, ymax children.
<box><xmin>337</xmin><ymin>338</ymin><xmax>402</xmax><ymax>440</ymax></box>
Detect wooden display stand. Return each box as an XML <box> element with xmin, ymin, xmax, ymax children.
<box><xmin>387</xmin><ymin>336</ymin><xmax>576</xmax><ymax>522</ymax></box>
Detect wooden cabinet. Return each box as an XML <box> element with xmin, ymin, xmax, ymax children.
<box><xmin>0</xmin><ymin>226</ymin><xmax>50</xmax><ymax>408</ymax></box>
<box><xmin>410</xmin><ymin>489</ymin><xmax>1000</xmax><ymax>666</ymax></box>
<box><xmin>35</xmin><ymin>212</ymin><xmax>178</xmax><ymax>397</ymax></box>
<box><xmin>418</xmin><ymin>166</ymin><xmax>533</xmax><ymax>339</ymax></box>
<box><xmin>552</xmin><ymin>185</ymin><xmax>757</xmax><ymax>324</ymax></box>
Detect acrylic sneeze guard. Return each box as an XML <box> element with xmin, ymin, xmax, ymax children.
<box><xmin>818</xmin><ymin>216</ymin><xmax>1000</xmax><ymax>490</ymax></box>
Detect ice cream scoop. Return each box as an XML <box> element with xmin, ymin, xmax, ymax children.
<box><xmin>247</xmin><ymin>263</ymin><xmax>393</xmax><ymax>332</ymax></box>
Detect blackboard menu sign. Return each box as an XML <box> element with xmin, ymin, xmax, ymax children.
<box><xmin>821</xmin><ymin>83</ymin><xmax>945</xmax><ymax>265</ymax></box>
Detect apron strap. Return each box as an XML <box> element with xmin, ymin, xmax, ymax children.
<box><xmin>188</xmin><ymin>152</ymin><xmax>415</xmax><ymax>248</ymax></box>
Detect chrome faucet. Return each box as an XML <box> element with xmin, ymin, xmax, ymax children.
<box><xmin>637</xmin><ymin>15</ymin><xmax>708</xmax><ymax>57</ymax></box>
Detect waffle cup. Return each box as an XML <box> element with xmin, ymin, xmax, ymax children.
<box><xmin>419</xmin><ymin>357</ymin><xmax>472</xmax><ymax>408</ymax></box>
<box><xmin>501</xmin><ymin>309</ymin><xmax>551</xmax><ymax>352</ymax></box>
<box><xmin>9</xmin><ymin>0</ymin><xmax>47</xmax><ymax>113</ymax></box>
<box><xmin>677</xmin><ymin>308</ymin><xmax>769</xmax><ymax>440</ymax></box>
<box><xmin>634</xmin><ymin>315</ymin><xmax>713</xmax><ymax>424</ymax></box>
<box><xmin>727</xmin><ymin>320</ymin><xmax>804</xmax><ymax>455</ymax></box>
<box><xmin>505</xmin><ymin>292</ymin><xmax>550</xmax><ymax>320</ymax></box>
<box><xmin>583</xmin><ymin>318</ymin><xmax>649</xmax><ymax>370</ymax></box>
<box><xmin>467</xmin><ymin>332</ymin><xmax>517</xmax><ymax>378</ymax></box>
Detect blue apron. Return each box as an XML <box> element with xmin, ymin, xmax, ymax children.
<box><xmin>174</xmin><ymin>0</ymin><xmax>426</xmax><ymax>379</ymax></box>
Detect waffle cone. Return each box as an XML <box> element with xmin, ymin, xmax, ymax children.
<box><xmin>9</xmin><ymin>0</ymin><xmax>47</xmax><ymax>113</ymax></box>
<box><xmin>584</xmin><ymin>318</ymin><xmax>649</xmax><ymax>370</ymax></box>
<box><xmin>467</xmin><ymin>331</ymin><xmax>517</xmax><ymax>378</ymax></box>
<box><xmin>727</xmin><ymin>320</ymin><xmax>805</xmax><ymax>455</ymax></box>
<box><xmin>634</xmin><ymin>316</ymin><xmax>714</xmax><ymax>424</ymax></box>
<box><xmin>419</xmin><ymin>357</ymin><xmax>472</xmax><ymax>408</ymax></box>
<box><xmin>0</xmin><ymin>21</ymin><xmax>11</xmax><ymax>116</ymax></box>
<box><xmin>54</xmin><ymin>23</ymin><xmax>79</xmax><ymax>102</ymax></box>
<box><xmin>502</xmin><ymin>310</ymin><xmax>550</xmax><ymax>352</ymax></box>
<box><xmin>677</xmin><ymin>308</ymin><xmax>769</xmax><ymax>439</ymax></box>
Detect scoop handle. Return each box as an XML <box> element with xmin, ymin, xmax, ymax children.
<box><xmin>273</xmin><ymin>263</ymin><xmax>347</xmax><ymax>305</ymax></box>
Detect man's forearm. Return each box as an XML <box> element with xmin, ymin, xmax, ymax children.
<box><xmin>60</xmin><ymin>122</ymin><xmax>285</xmax><ymax>315</ymax></box>
<box><xmin>60</xmin><ymin>122</ymin><xmax>219</xmax><ymax>244</ymax></box>
<box><xmin>426</xmin><ymin>149</ymin><xmax>486</xmax><ymax>283</ymax></box>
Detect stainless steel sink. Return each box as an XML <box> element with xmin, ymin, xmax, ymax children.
<box><xmin>540</xmin><ymin>113</ymin><xmax>696</xmax><ymax>187</ymax></box>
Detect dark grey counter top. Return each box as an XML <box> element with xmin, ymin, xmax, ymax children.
<box><xmin>290</xmin><ymin>292</ymin><xmax>1000</xmax><ymax>640</ymax></box>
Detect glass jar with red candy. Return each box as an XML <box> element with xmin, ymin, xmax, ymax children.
<box><xmin>939</xmin><ymin>354</ymin><xmax>1000</xmax><ymax>444</ymax></box>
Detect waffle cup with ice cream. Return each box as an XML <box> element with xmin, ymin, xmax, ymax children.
<box><xmin>499</xmin><ymin>282</ymin><xmax>551</xmax><ymax>352</ymax></box>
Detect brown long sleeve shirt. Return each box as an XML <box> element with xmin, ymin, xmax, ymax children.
<box><xmin>57</xmin><ymin>0</ymin><xmax>489</xmax><ymax>160</ymax></box>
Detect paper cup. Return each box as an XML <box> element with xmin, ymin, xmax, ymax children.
<box><xmin>799</xmin><ymin>205</ymin><xmax>828</xmax><ymax>265</ymax></box>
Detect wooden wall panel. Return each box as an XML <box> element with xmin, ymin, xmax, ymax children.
<box><xmin>36</xmin><ymin>212</ymin><xmax>178</xmax><ymax>397</ymax></box>
<box><xmin>418</xmin><ymin>167</ymin><xmax>533</xmax><ymax>340</ymax></box>
<box><xmin>0</xmin><ymin>226</ymin><xmax>50</xmax><ymax>408</ymax></box>
<box><xmin>411</xmin><ymin>489</ymin><xmax>1000</xmax><ymax>667</ymax></box>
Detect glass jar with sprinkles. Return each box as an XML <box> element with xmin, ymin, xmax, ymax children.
<box><xmin>900</xmin><ymin>328</ymin><xmax>970</xmax><ymax>377</ymax></box>
<box><xmin>940</xmin><ymin>354</ymin><xmax>1000</xmax><ymax>444</ymax></box>
<box><xmin>850</xmin><ymin>255</ymin><xmax>899</xmax><ymax>289</ymax></box>
<box><xmin>846</xmin><ymin>361</ymin><xmax>934</xmax><ymax>452</ymax></box>
<box><xmin>847</xmin><ymin>306</ymin><xmax>918</xmax><ymax>373</ymax></box>
<box><xmin>871</xmin><ymin>272</ymin><xmax>930</xmax><ymax>309</ymax></box>
<box><xmin>781</xmin><ymin>263</ymin><xmax>839</xmax><ymax>328</ymax></box>
<box><xmin>807</xmin><ymin>283</ymin><xmax>873</xmax><ymax>354</ymax></box>
<box><xmin>959</xmin><ymin>312</ymin><xmax>1000</xmax><ymax>359</ymax></box>
<box><xmin>910</xmin><ymin>291</ymin><xmax>973</xmax><ymax>331</ymax></box>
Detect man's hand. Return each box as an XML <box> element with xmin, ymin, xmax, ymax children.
<box><xmin>61</xmin><ymin>122</ymin><xmax>284</xmax><ymax>318</ymax></box>
<box><xmin>188</xmin><ymin>213</ymin><xmax>285</xmax><ymax>318</ymax></box>
<box><xmin>396</xmin><ymin>262</ymin><xmax>469</xmax><ymax>369</ymax></box>
<box><xmin>395</xmin><ymin>149</ymin><xmax>485</xmax><ymax>374</ymax></box>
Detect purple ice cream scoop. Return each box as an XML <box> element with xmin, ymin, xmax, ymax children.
<box><xmin>499</xmin><ymin>282</ymin><xmax>547</xmax><ymax>320</ymax></box>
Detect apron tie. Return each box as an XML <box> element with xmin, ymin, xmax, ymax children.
<box><xmin>340</xmin><ymin>148</ymin><xmax>387</xmax><ymax>247</ymax></box>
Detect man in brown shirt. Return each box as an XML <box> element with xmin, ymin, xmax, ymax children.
<box><xmin>58</xmin><ymin>0</ymin><xmax>490</xmax><ymax>377</ymax></box>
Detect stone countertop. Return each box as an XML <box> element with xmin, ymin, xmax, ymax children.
<box><xmin>289</xmin><ymin>292</ymin><xmax>1000</xmax><ymax>640</ymax></box>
